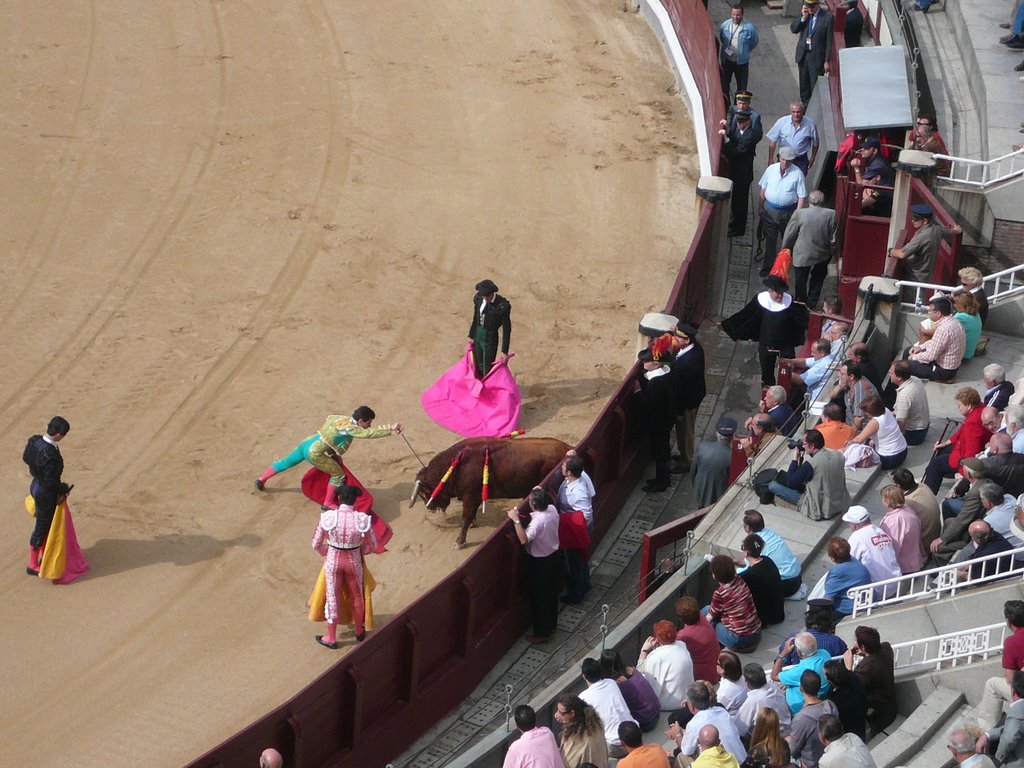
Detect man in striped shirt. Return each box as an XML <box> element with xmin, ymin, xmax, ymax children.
<box><xmin>904</xmin><ymin>296</ymin><xmax>966</xmax><ymax>381</ymax></box>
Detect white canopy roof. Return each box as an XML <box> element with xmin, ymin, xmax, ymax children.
<box><xmin>839</xmin><ymin>46</ymin><xmax>914</xmax><ymax>131</ymax></box>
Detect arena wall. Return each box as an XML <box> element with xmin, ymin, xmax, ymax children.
<box><xmin>185</xmin><ymin>1</ymin><xmax>723</xmax><ymax>766</ymax></box>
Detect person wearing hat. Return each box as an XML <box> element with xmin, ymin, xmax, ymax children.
<box><xmin>790</xmin><ymin>0</ymin><xmax>834</xmax><ymax>106</ymax></box>
<box><xmin>843</xmin><ymin>506</ymin><xmax>901</xmax><ymax>584</ymax></box>
<box><xmin>885</xmin><ymin>203</ymin><xmax>960</xmax><ymax>282</ymax></box>
<box><xmin>690</xmin><ymin>417</ymin><xmax>737</xmax><ymax>508</ymax></box>
<box><xmin>841</xmin><ymin>0</ymin><xmax>864</xmax><ymax>48</ymax></box>
<box><xmin>721</xmin><ymin>274</ymin><xmax>809</xmax><ymax>387</ymax></box>
<box><xmin>670</xmin><ymin>323</ymin><xmax>707</xmax><ymax>473</ymax></box>
<box><xmin>757</xmin><ymin>147</ymin><xmax>808</xmax><ymax>278</ymax></box>
<box><xmin>718</xmin><ymin>5</ymin><xmax>760</xmax><ymax>104</ymax></box>
<box><xmin>729</xmin><ymin>91</ymin><xmax>763</xmax><ymax>137</ymax></box>
<box><xmin>634</xmin><ymin>347</ymin><xmax>676</xmax><ymax>493</ymax></box>
<box><xmin>720</xmin><ymin>104</ymin><xmax>762</xmax><ymax>238</ymax></box>
<box><xmin>849</xmin><ymin>137</ymin><xmax>895</xmax><ymax>216</ymax></box>
<box><xmin>467</xmin><ymin>278</ymin><xmax>512</xmax><ymax>379</ymax></box>
<box><xmin>766</xmin><ymin>102</ymin><xmax>820</xmax><ymax>176</ymax></box>
<box><xmin>781</xmin><ymin>189</ymin><xmax>837</xmax><ymax>308</ymax></box>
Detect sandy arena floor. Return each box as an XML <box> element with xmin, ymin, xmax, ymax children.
<box><xmin>0</xmin><ymin>1</ymin><xmax>697</xmax><ymax>764</ymax></box>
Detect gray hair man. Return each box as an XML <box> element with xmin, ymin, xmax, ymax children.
<box><xmin>781</xmin><ymin>189</ymin><xmax>837</xmax><ymax>308</ymax></box>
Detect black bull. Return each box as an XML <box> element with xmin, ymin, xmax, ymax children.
<box><xmin>409</xmin><ymin>437</ymin><xmax>571</xmax><ymax>547</ymax></box>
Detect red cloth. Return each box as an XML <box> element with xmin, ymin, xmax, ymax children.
<box><xmin>557</xmin><ymin>511</ymin><xmax>591</xmax><ymax>557</ymax></box>
<box><xmin>947</xmin><ymin>406</ymin><xmax>992</xmax><ymax>470</ymax></box>
<box><xmin>300</xmin><ymin>464</ymin><xmax>393</xmax><ymax>553</ymax></box>
<box><xmin>420</xmin><ymin>342</ymin><xmax>521</xmax><ymax>438</ymax></box>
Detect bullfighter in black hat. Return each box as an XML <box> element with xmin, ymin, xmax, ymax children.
<box><xmin>721</xmin><ymin>276</ymin><xmax>809</xmax><ymax>387</ymax></box>
<box><xmin>467</xmin><ymin>278</ymin><xmax>512</xmax><ymax>379</ymax></box>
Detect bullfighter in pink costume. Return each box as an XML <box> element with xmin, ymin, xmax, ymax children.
<box><xmin>312</xmin><ymin>484</ymin><xmax>378</xmax><ymax>648</ymax></box>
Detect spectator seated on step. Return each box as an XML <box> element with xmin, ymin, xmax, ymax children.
<box><xmin>782</xmin><ymin>338</ymin><xmax>836</xmax><ymax>405</ymax></box>
<box><xmin>738</xmin><ymin>415</ymin><xmax>777</xmax><ymax>459</ymax></box>
<box><xmin>902</xmin><ymin>296</ymin><xmax>967</xmax><ymax>382</ymax></box>
<box><xmin>975</xmin><ymin>601</ymin><xmax>1024</xmax><ymax>734</ymax></box>
<box><xmin>843</xmin><ymin>626</ymin><xmax>897</xmax><ymax>737</ymax></box>
<box><xmin>888</xmin><ymin>360</ymin><xmax>931</xmax><ymax>446</ymax></box>
<box><xmin>778</xmin><ymin>599</ymin><xmax>849</xmax><ymax>666</ymax></box>
<box><xmin>983</xmin><ymin>363</ymin><xmax>1015</xmax><ymax>411</ymax></box>
<box><xmin>929</xmin><ymin>458</ymin><xmax>988</xmax><ymax>567</ymax></box>
<box><xmin>767</xmin><ymin>430</ymin><xmax>851</xmax><ymax>522</ymax></box>
<box><xmin>814</xmin><ymin>403</ymin><xmax>856</xmax><ymax>451</ymax></box>
<box><xmin>636</xmin><ymin>620</ymin><xmax>695</xmax><ymax>712</ymax></box>
<box><xmin>823</xmin><ymin>537</ymin><xmax>872</xmax><ymax>621</ymax></box>
<box><xmin>771</xmin><ymin>632</ymin><xmax>832</xmax><ymax>715</ymax></box>
<box><xmin>735</xmin><ymin>662</ymin><xmax>792</xmax><ymax>739</ymax></box>
<box><xmin>744</xmin><ymin>385</ymin><xmax>799</xmax><ymax>437</ymax></box>
<box><xmin>827</xmin><ymin>359</ymin><xmax>879</xmax><ymax>429</ymax></box>
<box><xmin>677</xmin><ymin>680</ymin><xmax>747</xmax><ymax>764</ymax></box>
<box><xmin>849</xmin><ymin>137</ymin><xmax>895</xmax><ymax>217</ymax></box>
<box><xmin>977</xmin><ymin>670</ymin><xmax>1024</xmax><ymax>767</ymax></box>
<box><xmin>891</xmin><ymin>467</ymin><xmax>941</xmax><ymax>555</ymax></box>
<box><xmin>955</xmin><ymin>519</ymin><xmax>1015</xmax><ymax>583</ymax></box>
<box><xmin>735</xmin><ymin>509</ymin><xmax>804</xmax><ymax>599</ymax></box>
<box><xmin>703</xmin><ymin>555</ymin><xmax>762</xmax><ymax>653</ymax></box>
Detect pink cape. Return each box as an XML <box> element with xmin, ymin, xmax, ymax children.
<box><xmin>300</xmin><ymin>464</ymin><xmax>393</xmax><ymax>553</ymax></box>
<box><xmin>55</xmin><ymin>503</ymin><xmax>90</xmax><ymax>584</ymax></box>
<box><xmin>420</xmin><ymin>343</ymin><xmax>521</xmax><ymax>437</ymax></box>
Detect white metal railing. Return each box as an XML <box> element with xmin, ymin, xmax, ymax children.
<box><xmin>934</xmin><ymin>148</ymin><xmax>1024</xmax><ymax>190</ymax></box>
<box><xmin>896</xmin><ymin>262</ymin><xmax>1024</xmax><ymax>311</ymax></box>
<box><xmin>890</xmin><ymin>622</ymin><xmax>1008</xmax><ymax>672</ymax></box>
<box><xmin>848</xmin><ymin>545</ymin><xmax>1024</xmax><ymax>617</ymax></box>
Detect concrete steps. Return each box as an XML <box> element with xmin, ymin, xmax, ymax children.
<box><xmin>869</xmin><ymin>685</ymin><xmax>964</xmax><ymax>768</ymax></box>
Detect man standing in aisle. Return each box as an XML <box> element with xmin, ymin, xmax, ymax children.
<box><xmin>718</xmin><ymin>6</ymin><xmax>759</xmax><ymax>103</ymax></box>
<box><xmin>767</xmin><ymin>102</ymin><xmax>820</xmax><ymax>176</ymax></box>
<box><xmin>721</xmin><ymin>107</ymin><xmax>762</xmax><ymax>238</ymax></box>
<box><xmin>781</xmin><ymin>190</ymin><xmax>837</xmax><ymax>308</ymax></box>
<box><xmin>791</xmin><ymin>0</ymin><xmax>834</xmax><ymax>107</ymax></box>
<box><xmin>671</xmin><ymin>322</ymin><xmax>706</xmax><ymax>474</ymax></box>
<box><xmin>758</xmin><ymin>148</ymin><xmax>808</xmax><ymax>277</ymax></box>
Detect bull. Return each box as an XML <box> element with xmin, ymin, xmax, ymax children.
<box><xmin>410</xmin><ymin>437</ymin><xmax>572</xmax><ymax>548</ymax></box>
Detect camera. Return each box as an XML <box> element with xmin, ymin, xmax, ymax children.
<box><xmin>787</xmin><ymin>439</ymin><xmax>803</xmax><ymax>450</ymax></box>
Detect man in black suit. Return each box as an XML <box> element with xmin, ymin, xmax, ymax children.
<box><xmin>670</xmin><ymin>323</ymin><xmax>707</xmax><ymax>474</ymax></box>
<box><xmin>720</xmin><ymin>108</ymin><xmax>763</xmax><ymax>238</ymax></box>
<box><xmin>636</xmin><ymin>347</ymin><xmax>677</xmax><ymax>493</ymax></box>
<box><xmin>841</xmin><ymin>0</ymin><xmax>863</xmax><ymax>49</ymax></box>
<box><xmin>791</xmin><ymin>0</ymin><xmax>834</xmax><ymax>106</ymax></box>
<box><xmin>467</xmin><ymin>278</ymin><xmax>512</xmax><ymax>379</ymax></box>
<box><xmin>23</xmin><ymin>416</ymin><xmax>72</xmax><ymax>575</ymax></box>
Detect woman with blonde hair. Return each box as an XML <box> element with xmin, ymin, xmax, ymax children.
<box><xmin>742</xmin><ymin>707</ymin><xmax>791</xmax><ymax>768</ymax></box>
<box><xmin>958</xmin><ymin>266</ymin><xmax>988</xmax><ymax>324</ymax></box>
<box><xmin>554</xmin><ymin>693</ymin><xmax>608</xmax><ymax>768</ymax></box>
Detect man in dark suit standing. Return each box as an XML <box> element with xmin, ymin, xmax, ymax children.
<box><xmin>842</xmin><ymin>0</ymin><xmax>864</xmax><ymax>48</ymax></box>
<box><xmin>467</xmin><ymin>278</ymin><xmax>512</xmax><ymax>379</ymax></box>
<box><xmin>791</xmin><ymin>0</ymin><xmax>834</xmax><ymax>106</ymax></box>
<box><xmin>670</xmin><ymin>323</ymin><xmax>707</xmax><ymax>474</ymax></box>
<box><xmin>721</xmin><ymin>107</ymin><xmax>763</xmax><ymax>238</ymax></box>
<box><xmin>636</xmin><ymin>347</ymin><xmax>677</xmax><ymax>493</ymax></box>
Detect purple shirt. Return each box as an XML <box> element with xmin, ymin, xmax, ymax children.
<box><xmin>618</xmin><ymin>671</ymin><xmax>662</xmax><ymax>724</ymax></box>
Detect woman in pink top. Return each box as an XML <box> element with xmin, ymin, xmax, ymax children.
<box><xmin>312</xmin><ymin>484</ymin><xmax>378</xmax><ymax>648</ymax></box>
<box><xmin>878</xmin><ymin>484</ymin><xmax>925</xmax><ymax>574</ymax></box>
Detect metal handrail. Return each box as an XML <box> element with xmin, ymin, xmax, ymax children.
<box><xmin>933</xmin><ymin>148</ymin><xmax>1024</xmax><ymax>189</ymax></box>
<box><xmin>895</xmin><ymin>262</ymin><xmax>1024</xmax><ymax>311</ymax></box>
<box><xmin>848</xmin><ymin>544</ymin><xmax>1024</xmax><ymax>617</ymax></box>
<box><xmin>890</xmin><ymin>622</ymin><xmax>1008</xmax><ymax>672</ymax></box>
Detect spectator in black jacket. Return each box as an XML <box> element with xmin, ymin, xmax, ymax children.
<box><xmin>636</xmin><ymin>347</ymin><xmax>676</xmax><ymax>493</ymax></box>
<box><xmin>739</xmin><ymin>534</ymin><xmax>785</xmax><ymax>626</ymax></box>
<box><xmin>670</xmin><ymin>323</ymin><xmax>707</xmax><ymax>474</ymax></box>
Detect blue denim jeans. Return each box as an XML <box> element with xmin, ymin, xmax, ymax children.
<box><xmin>768</xmin><ymin>480</ymin><xmax>803</xmax><ymax>505</ymax></box>
<box><xmin>702</xmin><ymin>606</ymin><xmax>761</xmax><ymax>650</ymax></box>
<box><xmin>904</xmin><ymin>427</ymin><xmax>929</xmax><ymax>446</ymax></box>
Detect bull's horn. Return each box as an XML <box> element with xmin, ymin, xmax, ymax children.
<box><xmin>409</xmin><ymin>480</ymin><xmax>422</xmax><ymax>508</ymax></box>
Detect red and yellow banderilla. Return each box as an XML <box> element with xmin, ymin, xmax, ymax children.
<box><xmin>426</xmin><ymin>448</ymin><xmax>466</xmax><ymax>509</ymax></box>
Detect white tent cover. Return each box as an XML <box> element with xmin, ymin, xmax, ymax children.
<box><xmin>839</xmin><ymin>46</ymin><xmax>913</xmax><ymax>130</ymax></box>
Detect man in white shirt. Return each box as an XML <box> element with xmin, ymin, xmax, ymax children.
<box><xmin>818</xmin><ymin>714</ymin><xmax>877</xmax><ymax>767</ymax></box>
<box><xmin>1006</xmin><ymin>406</ymin><xmax>1024</xmax><ymax>454</ymax></box>
<box><xmin>557</xmin><ymin>451</ymin><xmax>597</xmax><ymax>603</ymax></box>
<box><xmin>579</xmin><ymin>657</ymin><xmax>636</xmax><ymax>758</ymax></box>
<box><xmin>735</xmin><ymin>663</ymin><xmax>792</xmax><ymax>737</ymax></box>
<box><xmin>679</xmin><ymin>681</ymin><xmax>747</xmax><ymax>763</ymax></box>
<box><xmin>843</xmin><ymin>506</ymin><xmax>901</xmax><ymax>586</ymax></box>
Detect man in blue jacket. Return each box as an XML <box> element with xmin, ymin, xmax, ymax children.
<box><xmin>719</xmin><ymin>6</ymin><xmax>759</xmax><ymax>103</ymax></box>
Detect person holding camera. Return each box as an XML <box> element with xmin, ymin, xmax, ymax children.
<box><xmin>766</xmin><ymin>430</ymin><xmax>850</xmax><ymax>521</ymax></box>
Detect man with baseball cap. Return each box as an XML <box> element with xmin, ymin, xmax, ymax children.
<box><xmin>691</xmin><ymin>417</ymin><xmax>737</xmax><ymax>508</ymax></box>
<box><xmin>850</xmin><ymin>136</ymin><xmax>895</xmax><ymax>216</ymax></box>
<box><xmin>844</xmin><ymin>506</ymin><xmax>902</xmax><ymax>582</ymax></box>
<box><xmin>886</xmin><ymin>202</ymin><xmax>960</xmax><ymax>282</ymax></box>
<box><xmin>757</xmin><ymin>147</ymin><xmax>808</xmax><ymax>278</ymax></box>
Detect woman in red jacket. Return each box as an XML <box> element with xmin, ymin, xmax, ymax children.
<box><xmin>922</xmin><ymin>387</ymin><xmax>990</xmax><ymax>494</ymax></box>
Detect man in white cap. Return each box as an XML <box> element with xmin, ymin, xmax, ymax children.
<box><xmin>691</xmin><ymin>417</ymin><xmax>738</xmax><ymax>508</ymax></box>
<box><xmin>757</xmin><ymin>147</ymin><xmax>808</xmax><ymax>278</ymax></box>
<box><xmin>844</xmin><ymin>506</ymin><xmax>901</xmax><ymax>583</ymax></box>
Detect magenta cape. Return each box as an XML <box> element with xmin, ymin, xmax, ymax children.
<box><xmin>420</xmin><ymin>343</ymin><xmax>521</xmax><ymax>437</ymax></box>
<box><xmin>300</xmin><ymin>464</ymin><xmax>393</xmax><ymax>553</ymax></box>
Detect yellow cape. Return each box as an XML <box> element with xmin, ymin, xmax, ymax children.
<box><xmin>306</xmin><ymin>557</ymin><xmax>376</xmax><ymax>629</ymax></box>
<box><xmin>25</xmin><ymin>495</ymin><xmax>68</xmax><ymax>581</ymax></box>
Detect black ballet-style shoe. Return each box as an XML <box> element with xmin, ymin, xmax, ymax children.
<box><xmin>315</xmin><ymin>635</ymin><xmax>338</xmax><ymax>650</ymax></box>
<box><xmin>355</xmin><ymin>631</ymin><xmax>366</xmax><ymax>642</ymax></box>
